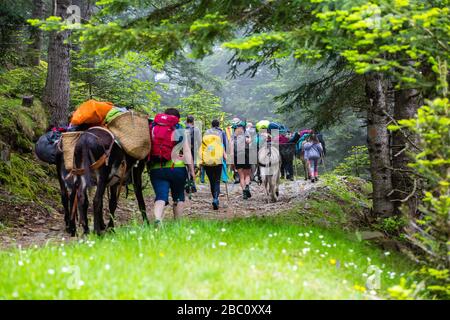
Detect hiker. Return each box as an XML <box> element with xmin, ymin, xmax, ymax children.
<box><xmin>149</xmin><ymin>108</ymin><xmax>195</xmax><ymax>226</ymax></box>
<box><xmin>185</xmin><ymin>115</ymin><xmax>202</xmax><ymax>165</ymax></box>
<box><xmin>186</xmin><ymin>115</ymin><xmax>202</xmax><ymax>189</ymax></box>
<box><xmin>278</xmin><ymin>130</ymin><xmax>295</xmax><ymax>181</ymax></box>
<box><xmin>229</xmin><ymin>117</ymin><xmax>241</xmax><ymax>184</ymax></box>
<box><xmin>303</xmin><ymin>133</ymin><xmax>323</xmax><ymax>183</ymax></box>
<box><xmin>201</xmin><ymin>119</ymin><xmax>227</xmax><ymax>210</ymax></box>
<box><xmin>230</xmin><ymin>120</ymin><xmax>253</xmax><ymax>199</ymax></box>
<box><xmin>246</xmin><ymin>122</ymin><xmax>259</xmax><ymax>179</ymax></box>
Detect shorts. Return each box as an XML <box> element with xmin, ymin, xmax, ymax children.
<box><xmin>150</xmin><ymin>167</ymin><xmax>187</xmax><ymax>204</ymax></box>
<box><xmin>235</xmin><ymin>164</ymin><xmax>252</xmax><ymax>170</ymax></box>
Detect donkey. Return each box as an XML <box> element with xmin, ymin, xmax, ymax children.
<box><xmin>68</xmin><ymin>127</ymin><xmax>149</xmax><ymax>236</ymax></box>
<box><xmin>258</xmin><ymin>142</ymin><xmax>281</xmax><ymax>203</ymax></box>
<box><xmin>55</xmin><ymin>149</ymin><xmax>79</xmax><ymax>233</ymax></box>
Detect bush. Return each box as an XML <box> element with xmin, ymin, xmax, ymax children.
<box><xmin>0</xmin><ymin>62</ymin><xmax>47</xmax><ymax>99</ymax></box>
<box><xmin>333</xmin><ymin>145</ymin><xmax>370</xmax><ymax>179</ymax></box>
<box><xmin>389</xmin><ymin>97</ymin><xmax>450</xmax><ymax>299</ymax></box>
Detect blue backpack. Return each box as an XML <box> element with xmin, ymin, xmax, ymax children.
<box><xmin>295</xmin><ymin>133</ymin><xmax>311</xmax><ymax>155</ymax></box>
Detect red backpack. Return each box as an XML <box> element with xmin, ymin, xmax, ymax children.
<box><xmin>150</xmin><ymin>113</ymin><xmax>180</xmax><ymax>162</ymax></box>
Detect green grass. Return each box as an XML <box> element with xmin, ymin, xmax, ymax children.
<box><xmin>0</xmin><ymin>217</ymin><xmax>414</xmax><ymax>299</ymax></box>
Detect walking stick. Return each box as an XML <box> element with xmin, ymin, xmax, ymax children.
<box><xmin>321</xmin><ymin>153</ymin><xmax>327</xmax><ymax>173</ymax></box>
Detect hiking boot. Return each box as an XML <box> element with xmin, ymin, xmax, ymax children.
<box><xmin>311</xmin><ymin>178</ymin><xmax>316</xmax><ymax>183</ymax></box>
<box><xmin>243</xmin><ymin>190</ymin><xmax>248</xmax><ymax>200</ymax></box>
<box><xmin>245</xmin><ymin>185</ymin><xmax>252</xmax><ymax>198</ymax></box>
<box><xmin>154</xmin><ymin>219</ymin><xmax>162</xmax><ymax>229</ymax></box>
<box><xmin>212</xmin><ymin>198</ymin><xmax>219</xmax><ymax>210</ymax></box>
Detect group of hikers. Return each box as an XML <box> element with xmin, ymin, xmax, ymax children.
<box><xmin>36</xmin><ymin>101</ymin><xmax>326</xmax><ymax>231</ymax></box>
<box><xmin>160</xmin><ymin>110</ymin><xmax>326</xmax><ymax>217</ymax></box>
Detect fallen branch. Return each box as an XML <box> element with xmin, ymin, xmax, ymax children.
<box><xmin>391</xmin><ymin>179</ymin><xmax>417</xmax><ymax>203</ymax></box>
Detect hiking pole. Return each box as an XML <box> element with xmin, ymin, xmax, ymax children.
<box><xmin>224</xmin><ymin>180</ymin><xmax>234</xmax><ymax>218</ymax></box>
<box><xmin>321</xmin><ymin>154</ymin><xmax>327</xmax><ymax>173</ymax></box>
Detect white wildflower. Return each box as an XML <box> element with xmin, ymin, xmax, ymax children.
<box><xmin>219</xmin><ymin>242</ymin><xmax>227</xmax><ymax>247</ymax></box>
<box><xmin>221</xmin><ymin>228</ymin><xmax>226</xmax><ymax>232</ymax></box>
<box><xmin>18</xmin><ymin>261</ymin><xmax>24</xmax><ymax>266</ymax></box>
<box><xmin>47</xmin><ymin>269</ymin><xmax>55</xmax><ymax>275</ymax></box>
<box><xmin>105</xmin><ymin>264</ymin><xmax>111</xmax><ymax>270</ymax></box>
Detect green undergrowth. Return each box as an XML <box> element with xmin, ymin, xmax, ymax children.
<box><xmin>0</xmin><ymin>96</ymin><xmax>47</xmax><ymax>152</ymax></box>
<box><xmin>289</xmin><ymin>174</ymin><xmax>372</xmax><ymax>231</ymax></box>
<box><xmin>0</xmin><ymin>153</ymin><xmax>59</xmax><ymax>207</ymax></box>
<box><xmin>0</xmin><ymin>93</ymin><xmax>55</xmax><ymax>208</ymax></box>
<box><xmin>0</xmin><ymin>218</ymin><xmax>414</xmax><ymax>299</ymax></box>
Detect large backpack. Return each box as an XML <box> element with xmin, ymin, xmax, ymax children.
<box><xmin>70</xmin><ymin>100</ymin><xmax>114</xmax><ymax>126</ymax></box>
<box><xmin>201</xmin><ymin>134</ymin><xmax>224</xmax><ymax>166</ymax></box>
<box><xmin>295</xmin><ymin>133</ymin><xmax>311</xmax><ymax>155</ymax></box>
<box><xmin>150</xmin><ymin>113</ymin><xmax>179</xmax><ymax>162</ymax></box>
<box><xmin>35</xmin><ymin>129</ymin><xmax>63</xmax><ymax>164</ymax></box>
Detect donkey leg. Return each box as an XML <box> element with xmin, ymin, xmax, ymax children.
<box><xmin>107</xmin><ymin>184</ymin><xmax>118</xmax><ymax>230</ymax></box>
<box><xmin>133</xmin><ymin>161</ymin><xmax>149</xmax><ymax>225</ymax></box>
<box><xmin>67</xmin><ymin>187</ymin><xmax>77</xmax><ymax>237</ymax></box>
<box><xmin>93</xmin><ymin>179</ymin><xmax>107</xmax><ymax>235</ymax></box>
<box><xmin>79</xmin><ymin>189</ymin><xmax>89</xmax><ymax>235</ymax></box>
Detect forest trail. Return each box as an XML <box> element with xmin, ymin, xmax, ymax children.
<box><xmin>0</xmin><ymin>179</ymin><xmax>319</xmax><ymax>248</ymax></box>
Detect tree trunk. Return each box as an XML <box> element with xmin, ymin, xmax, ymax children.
<box><xmin>27</xmin><ymin>0</ymin><xmax>45</xmax><ymax>66</ymax></box>
<box><xmin>72</xmin><ymin>0</ymin><xmax>96</xmax><ymax>98</ymax></box>
<box><xmin>392</xmin><ymin>87</ymin><xmax>422</xmax><ymax>216</ymax></box>
<box><xmin>42</xmin><ymin>0</ymin><xmax>72</xmax><ymax>127</ymax></box>
<box><xmin>365</xmin><ymin>72</ymin><xmax>394</xmax><ymax>217</ymax></box>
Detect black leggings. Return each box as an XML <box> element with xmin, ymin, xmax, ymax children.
<box><xmin>204</xmin><ymin>165</ymin><xmax>222</xmax><ymax>199</ymax></box>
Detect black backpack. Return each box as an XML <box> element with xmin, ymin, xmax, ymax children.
<box><xmin>35</xmin><ymin>130</ymin><xmax>61</xmax><ymax>164</ymax></box>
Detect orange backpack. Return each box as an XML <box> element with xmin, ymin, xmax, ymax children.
<box><xmin>70</xmin><ymin>100</ymin><xmax>114</xmax><ymax>126</ymax></box>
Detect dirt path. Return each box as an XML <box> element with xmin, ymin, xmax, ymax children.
<box><xmin>0</xmin><ymin>179</ymin><xmax>320</xmax><ymax>248</ymax></box>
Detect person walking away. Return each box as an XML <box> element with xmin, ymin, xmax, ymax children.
<box><xmin>149</xmin><ymin>108</ymin><xmax>195</xmax><ymax>227</ymax></box>
<box><xmin>230</xmin><ymin>120</ymin><xmax>253</xmax><ymax>199</ymax></box>
<box><xmin>279</xmin><ymin>130</ymin><xmax>294</xmax><ymax>181</ymax></box>
<box><xmin>186</xmin><ymin>115</ymin><xmax>202</xmax><ymax>167</ymax></box>
<box><xmin>186</xmin><ymin>115</ymin><xmax>201</xmax><ymax>190</ymax></box>
<box><xmin>302</xmin><ymin>134</ymin><xmax>323</xmax><ymax>183</ymax></box>
<box><xmin>229</xmin><ymin>118</ymin><xmax>241</xmax><ymax>184</ymax></box>
<box><xmin>201</xmin><ymin>119</ymin><xmax>227</xmax><ymax>210</ymax></box>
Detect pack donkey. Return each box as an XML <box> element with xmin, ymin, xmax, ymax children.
<box><xmin>258</xmin><ymin>139</ymin><xmax>281</xmax><ymax>203</ymax></box>
<box><xmin>65</xmin><ymin>127</ymin><xmax>149</xmax><ymax>236</ymax></box>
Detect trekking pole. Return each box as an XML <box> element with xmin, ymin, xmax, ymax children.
<box><xmin>224</xmin><ymin>180</ymin><xmax>234</xmax><ymax>218</ymax></box>
<box><xmin>321</xmin><ymin>154</ymin><xmax>327</xmax><ymax>173</ymax></box>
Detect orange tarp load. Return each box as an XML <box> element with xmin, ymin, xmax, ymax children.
<box><xmin>70</xmin><ymin>99</ymin><xmax>114</xmax><ymax>126</ymax></box>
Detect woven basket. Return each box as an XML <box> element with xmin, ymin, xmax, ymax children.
<box><xmin>61</xmin><ymin>131</ymin><xmax>82</xmax><ymax>171</ymax></box>
<box><xmin>107</xmin><ymin>112</ymin><xmax>151</xmax><ymax>160</ymax></box>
